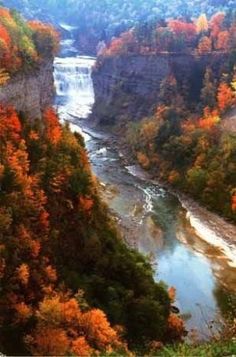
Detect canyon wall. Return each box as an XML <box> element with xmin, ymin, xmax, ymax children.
<box><xmin>0</xmin><ymin>60</ymin><xmax>54</xmax><ymax>120</ymax></box>
<box><xmin>91</xmin><ymin>53</ymin><xmax>228</xmax><ymax>125</ymax></box>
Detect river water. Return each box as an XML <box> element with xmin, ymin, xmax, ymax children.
<box><xmin>54</xmin><ymin>47</ymin><xmax>236</xmax><ymax>339</ymax></box>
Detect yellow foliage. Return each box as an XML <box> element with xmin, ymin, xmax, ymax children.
<box><xmin>0</xmin><ymin>68</ymin><xmax>9</xmax><ymax>86</ymax></box>
<box><xmin>196</xmin><ymin>14</ymin><xmax>209</xmax><ymax>33</ymax></box>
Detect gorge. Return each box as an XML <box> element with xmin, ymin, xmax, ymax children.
<box><xmin>0</xmin><ymin>3</ymin><xmax>236</xmax><ymax>354</ymax></box>
<box><xmin>54</xmin><ymin>38</ymin><xmax>236</xmax><ymax>340</ymax></box>
<box><xmin>92</xmin><ymin>52</ymin><xmax>228</xmax><ymax>124</ymax></box>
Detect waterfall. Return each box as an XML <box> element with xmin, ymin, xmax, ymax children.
<box><xmin>54</xmin><ymin>56</ymin><xmax>96</xmax><ymax>119</ymax></box>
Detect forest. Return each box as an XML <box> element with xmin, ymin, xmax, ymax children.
<box><xmin>96</xmin><ymin>11</ymin><xmax>236</xmax><ymax>223</ymax></box>
<box><xmin>0</xmin><ymin>103</ymin><xmax>183</xmax><ymax>354</ymax></box>
<box><xmin>4</xmin><ymin>0</ymin><xmax>236</xmax><ymax>53</ymax></box>
<box><xmin>0</xmin><ymin>7</ymin><xmax>58</xmax><ymax>79</ymax></box>
<box><xmin>101</xmin><ymin>12</ymin><xmax>236</xmax><ymax>55</ymax></box>
<box><xmin>0</xmin><ymin>9</ymin><xmax>181</xmax><ymax>355</ymax></box>
<box><xmin>0</xmin><ymin>2</ymin><xmax>236</xmax><ymax>357</ymax></box>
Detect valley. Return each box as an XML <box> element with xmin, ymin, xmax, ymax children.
<box><xmin>54</xmin><ymin>39</ymin><xmax>236</xmax><ymax>340</ymax></box>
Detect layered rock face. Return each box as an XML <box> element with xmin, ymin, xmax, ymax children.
<box><xmin>91</xmin><ymin>53</ymin><xmax>228</xmax><ymax>125</ymax></box>
<box><xmin>0</xmin><ymin>60</ymin><xmax>54</xmax><ymax>120</ymax></box>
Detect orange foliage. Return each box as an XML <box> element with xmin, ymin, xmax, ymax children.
<box><xmin>167</xmin><ymin>313</ymin><xmax>185</xmax><ymax>340</ymax></box>
<box><xmin>168</xmin><ymin>287</ymin><xmax>176</xmax><ymax>302</ymax></box>
<box><xmin>27</xmin><ymin>327</ymin><xmax>70</xmax><ymax>356</ymax></box>
<box><xmin>15</xmin><ymin>302</ymin><xmax>32</xmax><ymax>322</ymax></box>
<box><xmin>26</xmin><ymin>293</ymin><xmax>124</xmax><ymax>356</ymax></box>
<box><xmin>0</xmin><ymin>105</ymin><xmax>21</xmax><ymax>143</ymax></box>
<box><xmin>0</xmin><ymin>8</ymin><xmax>12</xmax><ymax>19</ymax></box>
<box><xmin>199</xmin><ymin>107</ymin><xmax>220</xmax><ymax>129</ymax></box>
<box><xmin>71</xmin><ymin>337</ymin><xmax>93</xmax><ymax>357</ymax></box>
<box><xmin>30</xmin><ymin>240</ymin><xmax>41</xmax><ymax>258</ymax></box>
<box><xmin>217</xmin><ymin>82</ymin><xmax>235</xmax><ymax>112</ymax></box>
<box><xmin>43</xmin><ymin>108</ymin><xmax>62</xmax><ymax>145</ymax></box>
<box><xmin>79</xmin><ymin>195</ymin><xmax>94</xmax><ymax>213</ymax></box>
<box><xmin>232</xmin><ymin>194</ymin><xmax>236</xmax><ymax>211</ymax></box>
<box><xmin>17</xmin><ymin>263</ymin><xmax>30</xmax><ymax>285</ymax></box>
<box><xmin>81</xmin><ymin>308</ymin><xmax>119</xmax><ymax>350</ymax></box>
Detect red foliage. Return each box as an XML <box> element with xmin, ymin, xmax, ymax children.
<box><xmin>210</xmin><ymin>12</ymin><xmax>225</xmax><ymax>40</ymax></box>
<box><xmin>79</xmin><ymin>195</ymin><xmax>94</xmax><ymax>213</ymax></box>
<box><xmin>43</xmin><ymin>108</ymin><xmax>62</xmax><ymax>145</ymax></box>
<box><xmin>232</xmin><ymin>194</ymin><xmax>236</xmax><ymax>211</ymax></box>
<box><xmin>167</xmin><ymin>313</ymin><xmax>185</xmax><ymax>340</ymax></box>
<box><xmin>0</xmin><ymin>105</ymin><xmax>21</xmax><ymax>143</ymax></box>
<box><xmin>168</xmin><ymin>20</ymin><xmax>197</xmax><ymax>41</ymax></box>
<box><xmin>0</xmin><ymin>24</ymin><xmax>11</xmax><ymax>46</ymax></box>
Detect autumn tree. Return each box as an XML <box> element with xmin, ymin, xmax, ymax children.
<box><xmin>210</xmin><ymin>12</ymin><xmax>225</xmax><ymax>48</ymax></box>
<box><xmin>168</xmin><ymin>19</ymin><xmax>197</xmax><ymax>50</ymax></box>
<box><xmin>197</xmin><ymin>35</ymin><xmax>212</xmax><ymax>54</ymax></box>
<box><xmin>198</xmin><ymin>107</ymin><xmax>220</xmax><ymax>130</ymax></box>
<box><xmin>26</xmin><ymin>293</ymin><xmax>126</xmax><ymax>356</ymax></box>
<box><xmin>28</xmin><ymin>21</ymin><xmax>59</xmax><ymax>58</ymax></box>
<box><xmin>216</xmin><ymin>30</ymin><xmax>230</xmax><ymax>50</ymax></box>
<box><xmin>43</xmin><ymin>107</ymin><xmax>62</xmax><ymax>145</ymax></box>
<box><xmin>217</xmin><ymin>82</ymin><xmax>235</xmax><ymax>113</ymax></box>
<box><xmin>196</xmin><ymin>14</ymin><xmax>209</xmax><ymax>34</ymax></box>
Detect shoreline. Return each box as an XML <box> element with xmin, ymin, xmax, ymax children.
<box><xmin>178</xmin><ymin>194</ymin><xmax>236</xmax><ymax>268</ymax></box>
<box><xmin>78</xmin><ymin>118</ymin><xmax>236</xmax><ymax>269</ymax></box>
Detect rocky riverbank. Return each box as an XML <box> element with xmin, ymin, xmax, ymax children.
<box><xmin>78</xmin><ymin>118</ymin><xmax>236</xmax><ymax>271</ymax></box>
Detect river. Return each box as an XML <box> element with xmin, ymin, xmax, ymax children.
<box><xmin>54</xmin><ymin>44</ymin><xmax>236</xmax><ymax>340</ymax></box>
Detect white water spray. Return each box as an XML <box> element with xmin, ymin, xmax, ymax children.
<box><xmin>54</xmin><ymin>56</ymin><xmax>96</xmax><ymax>119</ymax></box>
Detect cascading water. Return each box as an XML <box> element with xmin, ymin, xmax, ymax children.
<box><xmin>54</xmin><ymin>56</ymin><xmax>96</xmax><ymax>119</ymax></box>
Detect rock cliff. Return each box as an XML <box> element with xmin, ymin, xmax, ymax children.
<box><xmin>0</xmin><ymin>60</ymin><xmax>54</xmax><ymax>120</ymax></box>
<box><xmin>91</xmin><ymin>53</ymin><xmax>228</xmax><ymax>125</ymax></box>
